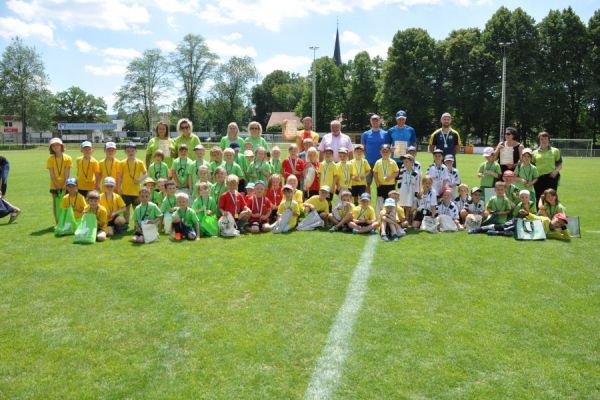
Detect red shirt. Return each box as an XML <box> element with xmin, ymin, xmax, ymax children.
<box><xmin>305</xmin><ymin>161</ymin><xmax>320</xmax><ymax>192</ymax></box>
<box><xmin>267</xmin><ymin>187</ymin><xmax>283</xmax><ymax>209</ymax></box>
<box><xmin>247</xmin><ymin>195</ymin><xmax>273</xmax><ymax>222</ymax></box>
<box><xmin>282</xmin><ymin>157</ymin><xmax>305</xmax><ymax>182</ymax></box>
<box><xmin>219</xmin><ymin>191</ymin><xmax>247</xmax><ymax>217</ymax></box>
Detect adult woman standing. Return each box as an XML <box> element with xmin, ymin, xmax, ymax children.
<box><xmin>532</xmin><ymin>131</ymin><xmax>562</xmax><ymax>199</ymax></box>
<box><xmin>145</xmin><ymin>121</ymin><xmax>175</xmax><ymax>167</ymax></box>
<box><xmin>174</xmin><ymin>118</ymin><xmax>201</xmax><ymax>160</ymax></box>
<box><xmin>245</xmin><ymin>121</ymin><xmax>270</xmax><ymax>152</ymax></box>
<box><xmin>219</xmin><ymin>122</ymin><xmax>245</xmax><ymax>150</ymax></box>
<box><xmin>494</xmin><ymin>127</ymin><xmax>524</xmax><ymax>173</ymax></box>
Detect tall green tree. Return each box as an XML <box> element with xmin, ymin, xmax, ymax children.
<box><xmin>114</xmin><ymin>49</ymin><xmax>171</xmax><ymax>133</ymax></box>
<box><xmin>538</xmin><ymin>7</ymin><xmax>590</xmax><ymax>138</ymax></box>
<box><xmin>55</xmin><ymin>86</ymin><xmax>108</xmax><ymax>123</ymax></box>
<box><xmin>295</xmin><ymin>57</ymin><xmax>345</xmax><ymax>131</ymax></box>
<box><xmin>587</xmin><ymin>9</ymin><xmax>600</xmax><ymax>144</ymax></box>
<box><xmin>344</xmin><ymin>51</ymin><xmax>377</xmax><ymax>131</ymax></box>
<box><xmin>379</xmin><ymin>28</ymin><xmax>437</xmax><ymax>140</ymax></box>
<box><xmin>211</xmin><ymin>56</ymin><xmax>258</xmax><ymax>134</ymax></box>
<box><xmin>171</xmin><ymin>34</ymin><xmax>218</xmax><ymax>128</ymax></box>
<box><xmin>252</xmin><ymin>70</ymin><xmax>305</xmax><ymax>127</ymax></box>
<box><xmin>0</xmin><ymin>37</ymin><xmax>49</xmax><ymax>143</ymax></box>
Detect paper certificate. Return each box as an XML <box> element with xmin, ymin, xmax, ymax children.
<box><xmin>500</xmin><ymin>146</ymin><xmax>513</xmax><ymax>165</ymax></box>
<box><xmin>283</xmin><ymin>119</ymin><xmax>298</xmax><ymax>140</ymax></box>
<box><xmin>394</xmin><ymin>141</ymin><xmax>407</xmax><ymax>158</ymax></box>
<box><xmin>158</xmin><ymin>139</ymin><xmax>172</xmax><ymax>157</ymax></box>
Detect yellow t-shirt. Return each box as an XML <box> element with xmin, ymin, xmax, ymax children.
<box><xmin>293</xmin><ymin>189</ymin><xmax>303</xmax><ymax>209</ymax></box>
<box><xmin>352</xmin><ymin>205</ymin><xmax>376</xmax><ymax>222</ymax></box>
<box><xmin>380</xmin><ymin>206</ymin><xmax>405</xmax><ymax>222</ymax></box>
<box><xmin>119</xmin><ymin>159</ymin><xmax>147</xmax><ymax>196</ymax></box>
<box><xmin>373</xmin><ymin>158</ymin><xmax>399</xmax><ymax>185</ymax></box>
<box><xmin>99</xmin><ymin>158</ymin><xmax>120</xmax><ymax>185</ymax></box>
<box><xmin>277</xmin><ymin>199</ymin><xmax>301</xmax><ymax>228</ymax></box>
<box><xmin>99</xmin><ymin>192</ymin><xmax>126</xmax><ymax>221</ymax></box>
<box><xmin>84</xmin><ymin>204</ymin><xmax>108</xmax><ymax>230</ymax></box>
<box><xmin>336</xmin><ymin>161</ymin><xmax>356</xmax><ymax>190</ymax></box>
<box><xmin>46</xmin><ymin>154</ymin><xmax>73</xmax><ymax>189</ymax></box>
<box><xmin>61</xmin><ymin>193</ymin><xmax>87</xmax><ymax>219</ymax></box>
<box><xmin>351</xmin><ymin>158</ymin><xmax>371</xmax><ymax>187</ymax></box>
<box><xmin>76</xmin><ymin>157</ymin><xmax>100</xmax><ymax>191</ymax></box>
<box><xmin>319</xmin><ymin>160</ymin><xmax>338</xmax><ymax>188</ymax></box>
<box><xmin>305</xmin><ymin>195</ymin><xmax>329</xmax><ymax>213</ymax></box>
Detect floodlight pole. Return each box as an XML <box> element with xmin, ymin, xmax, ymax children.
<box><xmin>499</xmin><ymin>42</ymin><xmax>512</xmax><ymax>145</ymax></box>
<box><xmin>309</xmin><ymin>46</ymin><xmax>319</xmax><ymax>126</ymax></box>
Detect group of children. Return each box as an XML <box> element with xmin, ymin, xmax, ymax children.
<box><xmin>47</xmin><ymin>137</ymin><xmax>571</xmax><ymax>243</ymax></box>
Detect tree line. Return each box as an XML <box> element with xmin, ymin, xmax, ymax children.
<box><xmin>0</xmin><ymin>6</ymin><xmax>598</xmax><ymax>146</ymax></box>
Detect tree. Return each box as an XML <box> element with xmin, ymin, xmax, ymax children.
<box><xmin>211</xmin><ymin>56</ymin><xmax>258</xmax><ymax>134</ymax></box>
<box><xmin>114</xmin><ymin>49</ymin><xmax>171</xmax><ymax>133</ymax></box>
<box><xmin>379</xmin><ymin>29</ymin><xmax>437</xmax><ymax>140</ymax></box>
<box><xmin>171</xmin><ymin>34</ymin><xmax>219</xmax><ymax>128</ymax></box>
<box><xmin>30</xmin><ymin>89</ymin><xmax>57</xmax><ymax>131</ymax></box>
<box><xmin>587</xmin><ymin>9</ymin><xmax>600</xmax><ymax>144</ymax></box>
<box><xmin>55</xmin><ymin>86</ymin><xmax>108</xmax><ymax>123</ymax></box>
<box><xmin>295</xmin><ymin>57</ymin><xmax>345</xmax><ymax>131</ymax></box>
<box><xmin>252</xmin><ymin>70</ymin><xmax>305</xmax><ymax>126</ymax></box>
<box><xmin>538</xmin><ymin>8</ymin><xmax>590</xmax><ymax>139</ymax></box>
<box><xmin>344</xmin><ymin>51</ymin><xmax>377</xmax><ymax>131</ymax></box>
<box><xmin>0</xmin><ymin>37</ymin><xmax>49</xmax><ymax>143</ymax></box>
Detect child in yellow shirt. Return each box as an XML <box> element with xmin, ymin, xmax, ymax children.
<box><xmin>61</xmin><ymin>178</ymin><xmax>87</xmax><ymax>219</ymax></box>
<box><xmin>349</xmin><ymin>193</ymin><xmax>379</xmax><ymax>234</ymax></box>
<box><xmin>83</xmin><ymin>190</ymin><xmax>108</xmax><ymax>242</ymax></box>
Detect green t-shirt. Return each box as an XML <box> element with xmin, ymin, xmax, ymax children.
<box><xmin>486</xmin><ymin>195</ymin><xmax>512</xmax><ymax>224</ymax></box>
<box><xmin>542</xmin><ymin>202</ymin><xmax>566</xmax><ymax>219</ymax></box>
<box><xmin>133</xmin><ymin>201</ymin><xmax>162</xmax><ymax>223</ymax></box>
<box><xmin>148</xmin><ymin>161</ymin><xmax>169</xmax><ymax>181</ymax></box>
<box><xmin>160</xmin><ymin>194</ymin><xmax>177</xmax><ymax>213</ymax></box>
<box><xmin>478</xmin><ymin>161</ymin><xmax>501</xmax><ymax>188</ymax></box>
<box><xmin>245</xmin><ymin>136</ymin><xmax>270</xmax><ymax>152</ymax></box>
<box><xmin>532</xmin><ymin>147</ymin><xmax>561</xmax><ymax>176</ymax></box>
<box><xmin>175</xmin><ymin>207</ymin><xmax>199</xmax><ymax>227</ymax></box>
<box><xmin>188</xmin><ymin>159</ymin><xmax>209</xmax><ymax>189</ymax></box>
<box><xmin>270</xmin><ymin>159</ymin><xmax>282</xmax><ymax>175</ymax></box>
<box><xmin>192</xmin><ymin>195</ymin><xmax>218</xmax><ymax>217</ymax></box>
<box><xmin>223</xmin><ymin>162</ymin><xmax>244</xmax><ymax>179</ymax></box>
<box><xmin>506</xmin><ymin>184</ymin><xmax>520</xmax><ymax>204</ymax></box>
<box><xmin>513</xmin><ymin>200</ymin><xmax>537</xmax><ymax>217</ymax></box>
<box><xmin>146</xmin><ymin>137</ymin><xmax>176</xmax><ymax>167</ymax></box>
<box><xmin>211</xmin><ymin>182</ymin><xmax>227</xmax><ymax>202</ymax></box>
<box><xmin>171</xmin><ymin>157</ymin><xmax>192</xmax><ymax>185</ymax></box>
<box><xmin>219</xmin><ymin>136</ymin><xmax>245</xmax><ymax>150</ymax></box>
<box><xmin>514</xmin><ymin>163</ymin><xmax>539</xmax><ymax>190</ymax></box>
<box><xmin>174</xmin><ymin>134</ymin><xmax>202</xmax><ymax>160</ymax></box>
<box><xmin>152</xmin><ymin>190</ymin><xmax>163</xmax><ymax>206</ymax></box>
<box><xmin>247</xmin><ymin>160</ymin><xmax>272</xmax><ymax>183</ymax></box>
<box><xmin>209</xmin><ymin>160</ymin><xmax>225</xmax><ymax>178</ymax></box>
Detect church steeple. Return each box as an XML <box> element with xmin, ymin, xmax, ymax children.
<box><xmin>333</xmin><ymin>18</ymin><xmax>342</xmax><ymax>66</ymax></box>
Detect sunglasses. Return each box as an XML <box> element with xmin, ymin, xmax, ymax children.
<box><xmin>180</xmin><ymin>125</ymin><xmax>190</xmax><ymax>129</ymax></box>
<box><xmin>250</xmin><ymin>127</ymin><xmax>259</xmax><ymax>131</ymax></box>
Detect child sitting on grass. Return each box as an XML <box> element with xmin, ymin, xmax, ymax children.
<box><xmin>349</xmin><ymin>193</ymin><xmax>379</xmax><ymax>234</ymax></box>
<box><xmin>219</xmin><ymin>174</ymin><xmax>251</xmax><ymax>233</ymax></box>
<box><xmin>274</xmin><ymin>184</ymin><xmax>301</xmax><ymax>233</ymax></box>
<box><xmin>502</xmin><ymin>170</ymin><xmax>520</xmax><ymax>204</ymax></box>
<box><xmin>436</xmin><ymin>188</ymin><xmax>463</xmax><ymax>231</ymax></box>
<box><xmin>0</xmin><ymin>190</ymin><xmax>21</xmax><ymax>224</ymax></box>
<box><xmin>61</xmin><ymin>178</ymin><xmax>87</xmax><ymax>219</ymax></box>
<box><xmin>99</xmin><ymin>177</ymin><xmax>127</xmax><ymax>236</ymax></box>
<box><xmin>328</xmin><ymin>190</ymin><xmax>354</xmax><ymax>232</ymax></box>
<box><xmin>302</xmin><ymin>186</ymin><xmax>331</xmax><ymax>228</ymax></box>
<box><xmin>171</xmin><ymin>192</ymin><xmax>200</xmax><ymax>241</ymax></box>
<box><xmin>460</xmin><ymin>187</ymin><xmax>485</xmax><ymax>230</ymax></box>
<box><xmin>513</xmin><ymin>189</ymin><xmax>537</xmax><ymax>218</ymax></box>
<box><xmin>412</xmin><ymin>175</ymin><xmax>437</xmax><ymax>230</ymax></box>
<box><xmin>192</xmin><ymin>182</ymin><xmax>218</xmax><ymax>219</ymax></box>
<box><xmin>248</xmin><ymin>180</ymin><xmax>272</xmax><ymax>233</ymax></box>
<box><xmin>483</xmin><ymin>181</ymin><xmax>514</xmax><ymax>225</ymax></box>
<box><xmin>538</xmin><ymin>188</ymin><xmax>566</xmax><ymax>220</ymax></box>
<box><xmin>83</xmin><ymin>190</ymin><xmax>108</xmax><ymax>242</ymax></box>
<box><xmin>380</xmin><ymin>198</ymin><xmax>404</xmax><ymax>241</ymax></box>
<box><xmin>131</xmin><ymin>187</ymin><xmax>162</xmax><ymax>243</ymax></box>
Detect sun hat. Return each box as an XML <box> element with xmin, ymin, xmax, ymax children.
<box><xmin>482</xmin><ymin>147</ymin><xmax>494</xmax><ymax>157</ymax></box>
<box><xmin>384</xmin><ymin>198</ymin><xmax>396</xmax><ymax>207</ymax></box>
<box><xmin>81</xmin><ymin>141</ymin><xmax>92</xmax><ymax>148</ymax></box>
<box><xmin>319</xmin><ymin>185</ymin><xmax>331</xmax><ymax>193</ymax></box>
<box><xmin>104</xmin><ymin>141</ymin><xmax>116</xmax><ymax>150</ymax></box>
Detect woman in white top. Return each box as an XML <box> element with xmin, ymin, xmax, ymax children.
<box><xmin>494</xmin><ymin>127</ymin><xmax>524</xmax><ymax>174</ymax></box>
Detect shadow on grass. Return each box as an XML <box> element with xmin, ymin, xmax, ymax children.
<box><xmin>29</xmin><ymin>226</ymin><xmax>55</xmax><ymax>236</ymax></box>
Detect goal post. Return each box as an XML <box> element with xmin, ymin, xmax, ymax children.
<box><xmin>550</xmin><ymin>138</ymin><xmax>594</xmax><ymax>157</ymax></box>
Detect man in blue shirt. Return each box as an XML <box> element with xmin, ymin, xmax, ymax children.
<box><xmin>361</xmin><ymin>115</ymin><xmax>391</xmax><ymax>187</ymax></box>
<box><xmin>388</xmin><ymin>110</ymin><xmax>417</xmax><ymax>169</ymax></box>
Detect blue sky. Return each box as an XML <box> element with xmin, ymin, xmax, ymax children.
<box><xmin>0</xmin><ymin>0</ymin><xmax>597</xmax><ymax>113</ymax></box>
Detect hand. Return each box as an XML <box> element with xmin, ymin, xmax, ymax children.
<box><xmin>206</xmin><ymin>211</ymin><xmax>213</xmax><ymax>216</ymax></box>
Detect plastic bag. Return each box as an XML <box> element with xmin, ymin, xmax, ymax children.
<box><xmin>437</xmin><ymin>215</ymin><xmax>458</xmax><ymax>232</ymax></box>
<box><xmin>272</xmin><ymin>209</ymin><xmax>293</xmax><ymax>234</ymax></box>
<box><xmin>515</xmin><ymin>219</ymin><xmax>546</xmax><ymax>240</ymax></box>
<box><xmin>200</xmin><ymin>214</ymin><xmax>219</xmax><ymax>237</ymax></box>
<box><xmin>54</xmin><ymin>206</ymin><xmax>78</xmax><ymax>236</ymax></box>
<box><xmin>142</xmin><ymin>221</ymin><xmax>159</xmax><ymax>243</ymax></box>
<box><xmin>420</xmin><ymin>216</ymin><xmax>439</xmax><ymax>233</ymax></box>
<box><xmin>163</xmin><ymin>211</ymin><xmax>173</xmax><ymax>234</ymax></box>
<box><xmin>219</xmin><ymin>213</ymin><xmax>239</xmax><ymax>237</ymax></box>
<box><xmin>73</xmin><ymin>214</ymin><xmax>97</xmax><ymax>244</ymax></box>
<box><xmin>297</xmin><ymin>210</ymin><xmax>324</xmax><ymax>231</ymax></box>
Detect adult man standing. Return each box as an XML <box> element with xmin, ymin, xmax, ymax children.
<box><xmin>318</xmin><ymin>120</ymin><xmax>354</xmax><ymax>162</ymax></box>
<box><xmin>360</xmin><ymin>115</ymin><xmax>390</xmax><ymax>186</ymax></box>
<box><xmin>428</xmin><ymin>112</ymin><xmax>462</xmax><ymax>165</ymax></box>
<box><xmin>296</xmin><ymin>116</ymin><xmax>320</xmax><ymax>151</ymax></box>
<box><xmin>388</xmin><ymin>110</ymin><xmax>417</xmax><ymax>168</ymax></box>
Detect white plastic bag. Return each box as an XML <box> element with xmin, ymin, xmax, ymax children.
<box><xmin>420</xmin><ymin>216</ymin><xmax>439</xmax><ymax>233</ymax></box>
<box><xmin>297</xmin><ymin>210</ymin><xmax>324</xmax><ymax>231</ymax></box>
<box><xmin>272</xmin><ymin>209</ymin><xmax>293</xmax><ymax>234</ymax></box>
<box><xmin>163</xmin><ymin>211</ymin><xmax>173</xmax><ymax>234</ymax></box>
<box><xmin>437</xmin><ymin>214</ymin><xmax>458</xmax><ymax>232</ymax></box>
<box><xmin>219</xmin><ymin>213</ymin><xmax>239</xmax><ymax>237</ymax></box>
<box><xmin>142</xmin><ymin>221</ymin><xmax>159</xmax><ymax>243</ymax></box>
<box><xmin>464</xmin><ymin>214</ymin><xmax>483</xmax><ymax>231</ymax></box>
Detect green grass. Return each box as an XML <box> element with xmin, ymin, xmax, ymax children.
<box><xmin>1</xmin><ymin>147</ymin><xmax>599</xmax><ymax>399</ymax></box>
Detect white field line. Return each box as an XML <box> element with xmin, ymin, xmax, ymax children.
<box><xmin>305</xmin><ymin>234</ymin><xmax>378</xmax><ymax>400</ymax></box>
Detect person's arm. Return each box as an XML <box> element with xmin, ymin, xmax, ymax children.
<box><xmin>454</xmin><ymin>132</ymin><xmax>462</xmax><ymax>155</ymax></box>
<box><xmin>49</xmin><ymin>169</ymin><xmax>60</xmax><ymax>190</ymax></box>
<box><xmin>427</xmin><ymin>132</ymin><xmax>435</xmax><ymax>153</ymax></box>
<box><xmin>550</xmin><ymin>150</ymin><xmax>562</xmax><ymax>178</ymax></box>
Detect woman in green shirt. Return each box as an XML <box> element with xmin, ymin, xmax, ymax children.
<box><xmin>145</xmin><ymin>121</ymin><xmax>176</xmax><ymax>168</ymax></box>
<box><xmin>219</xmin><ymin>122</ymin><xmax>245</xmax><ymax>150</ymax></box>
<box><xmin>245</xmin><ymin>121</ymin><xmax>271</xmax><ymax>152</ymax></box>
<box><xmin>532</xmin><ymin>131</ymin><xmax>562</xmax><ymax>199</ymax></box>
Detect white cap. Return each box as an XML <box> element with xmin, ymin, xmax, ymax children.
<box><xmin>482</xmin><ymin>147</ymin><xmax>494</xmax><ymax>157</ymax></box>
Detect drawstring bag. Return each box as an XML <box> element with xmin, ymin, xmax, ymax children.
<box><xmin>304</xmin><ymin>164</ymin><xmax>316</xmax><ymax>190</ymax></box>
<box><xmin>272</xmin><ymin>209</ymin><xmax>293</xmax><ymax>234</ymax></box>
<box><xmin>200</xmin><ymin>214</ymin><xmax>219</xmax><ymax>237</ymax></box>
<box><xmin>515</xmin><ymin>219</ymin><xmax>546</xmax><ymax>240</ymax></box>
<box><xmin>163</xmin><ymin>211</ymin><xmax>173</xmax><ymax>234</ymax></box>
<box><xmin>464</xmin><ymin>214</ymin><xmax>483</xmax><ymax>231</ymax></box>
<box><xmin>219</xmin><ymin>213</ymin><xmax>239</xmax><ymax>237</ymax></box>
<box><xmin>420</xmin><ymin>216</ymin><xmax>439</xmax><ymax>233</ymax></box>
<box><xmin>297</xmin><ymin>210</ymin><xmax>324</xmax><ymax>231</ymax></box>
<box><xmin>73</xmin><ymin>214</ymin><xmax>97</xmax><ymax>244</ymax></box>
<box><xmin>437</xmin><ymin>215</ymin><xmax>458</xmax><ymax>232</ymax></box>
<box><xmin>141</xmin><ymin>221</ymin><xmax>159</xmax><ymax>243</ymax></box>
<box><xmin>54</xmin><ymin>206</ymin><xmax>78</xmax><ymax>236</ymax></box>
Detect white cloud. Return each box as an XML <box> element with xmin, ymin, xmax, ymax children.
<box><xmin>340</xmin><ymin>30</ymin><xmax>362</xmax><ymax>46</ymax></box>
<box><xmin>102</xmin><ymin>47</ymin><xmax>142</xmax><ymax>59</ymax></box>
<box><xmin>153</xmin><ymin>0</ymin><xmax>200</xmax><ymax>14</ymax></box>
<box><xmin>75</xmin><ymin>40</ymin><xmax>96</xmax><ymax>53</ymax></box>
<box><xmin>206</xmin><ymin>39</ymin><xmax>257</xmax><ymax>58</ymax></box>
<box><xmin>84</xmin><ymin>64</ymin><xmax>127</xmax><ymax>77</ymax></box>
<box><xmin>7</xmin><ymin>0</ymin><xmax>151</xmax><ymax>31</ymax></box>
<box><xmin>83</xmin><ymin>47</ymin><xmax>142</xmax><ymax>77</ymax></box>
<box><xmin>257</xmin><ymin>54</ymin><xmax>312</xmax><ymax>76</ymax></box>
<box><xmin>156</xmin><ymin>40</ymin><xmax>178</xmax><ymax>52</ymax></box>
<box><xmin>167</xmin><ymin>15</ymin><xmax>178</xmax><ymax>30</ymax></box>
<box><xmin>0</xmin><ymin>16</ymin><xmax>55</xmax><ymax>45</ymax></box>
<box><xmin>222</xmin><ymin>32</ymin><xmax>243</xmax><ymax>41</ymax></box>
<box><xmin>342</xmin><ymin>35</ymin><xmax>389</xmax><ymax>61</ymax></box>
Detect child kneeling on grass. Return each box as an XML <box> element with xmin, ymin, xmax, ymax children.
<box><xmin>83</xmin><ymin>190</ymin><xmax>108</xmax><ymax>242</ymax></box>
<box><xmin>218</xmin><ymin>174</ymin><xmax>251</xmax><ymax>236</ymax></box>
<box><xmin>328</xmin><ymin>190</ymin><xmax>354</xmax><ymax>232</ymax></box>
<box><xmin>482</xmin><ymin>181</ymin><xmax>514</xmax><ymax>226</ymax></box>
<box><xmin>273</xmin><ymin>184</ymin><xmax>301</xmax><ymax>233</ymax></box>
<box><xmin>349</xmin><ymin>193</ymin><xmax>379</xmax><ymax>234</ymax></box>
<box><xmin>380</xmin><ymin>198</ymin><xmax>404</xmax><ymax>241</ymax></box>
<box><xmin>171</xmin><ymin>192</ymin><xmax>200</xmax><ymax>241</ymax></box>
<box><xmin>61</xmin><ymin>178</ymin><xmax>87</xmax><ymax>220</ymax></box>
<box><xmin>298</xmin><ymin>185</ymin><xmax>330</xmax><ymax>231</ymax></box>
<box><xmin>412</xmin><ymin>175</ymin><xmax>437</xmax><ymax>230</ymax></box>
<box><xmin>436</xmin><ymin>188</ymin><xmax>463</xmax><ymax>231</ymax></box>
<box><xmin>132</xmin><ymin>187</ymin><xmax>162</xmax><ymax>243</ymax></box>
<box><xmin>460</xmin><ymin>187</ymin><xmax>485</xmax><ymax>230</ymax></box>
<box><xmin>248</xmin><ymin>180</ymin><xmax>272</xmax><ymax>233</ymax></box>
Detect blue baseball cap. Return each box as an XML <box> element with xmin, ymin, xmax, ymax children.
<box><xmin>230</xmin><ymin>142</ymin><xmax>240</xmax><ymax>149</ymax></box>
<box><xmin>360</xmin><ymin>193</ymin><xmax>371</xmax><ymax>201</ymax></box>
<box><xmin>66</xmin><ymin>178</ymin><xmax>78</xmax><ymax>186</ymax></box>
<box><xmin>395</xmin><ymin>110</ymin><xmax>407</xmax><ymax>119</ymax></box>
<box><xmin>124</xmin><ymin>142</ymin><xmax>136</xmax><ymax>149</ymax></box>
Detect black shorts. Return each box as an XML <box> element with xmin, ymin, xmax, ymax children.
<box><xmin>249</xmin><ymin>221</ymin><xmax>268</xmax><ymax>231</ymax></box>
<box><xmin>351</xmin><ymin>185</ymin><xmax>367</xmax><ymax>197</ymax></box>
<box><xmin>306</xmin><ymin>190</ymin><xmax>320</xmax><ymax>198</ymax></box>
<box><xmin>357</xmin><ymin>221</ymin><xmax>371</xmax><ymax>227</ymax></box>
<box><xmin>377</xmin><ymin>184</ymin><xmax>396</xmax><ymax>198</ymax></box>
<box><xmin>173</xmin><ymin>222</ymin><xmax>196</xmax><ymax>238</ymax></box>
<box><xmin>49</xmin><ymin>189</ymin><xmax>63</xmax><ymax>195</ymax></box>
<box><xmin>78</xmin><ymin>189</ymin><xmax>90</xmax><ymax>197</ymax></box>
<box><xmin>122</xmin><ymin>195</ymin><xmax>139</xmax><ymax>207</ymax></box>
<box><xmin>414</xmin><ymin>210</ymin><xmax>431</xmax><ymax>222</ymax></box>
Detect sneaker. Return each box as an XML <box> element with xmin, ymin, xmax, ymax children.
<box><xmin>392</xmin><ymin>234</ymin><xmax>399</xmax><ymax>241</ymax></box>
<box><xmin>175</xmin><ymin>232</ymin><xmax>183</xmax><ymax>240</ymax></box>
<box><xmin>329</xmin><ymin>226</ymin><xmax>337</xmax><ymax>232</ymax></box>
<box><xmin>8</xmin><ymin>209</ymin><xmax>20</xmax><ymax>224</ymax></box>
<box><xmin>381</xmin><ymin>235</ymin><xmax>389</xmax><ymax>241</ymax></box>
<box><xmin>486</xmin><ymin>230</ymin><xmax>501</xmax><ymax>236</ymax></box>
<box><xmin>352</xmin><ymin>229</ymin><xmax>359</xmax><ymax>234</ymax></box>
<box><xmin>468</xmin><ymin>229</ymin><xmax>480</xmax><ymax>234</ymax></box>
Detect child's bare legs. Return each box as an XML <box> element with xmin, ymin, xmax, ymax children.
<box><xmin>329</xmin><ymin>212</ymin><xmax>353</xmax><ymax>231</ymax></box>
<box><xmin>349</xmin><ymin>220</ymin><xmax>379</xmax><ymax>233</ymax></box>
<box><xmin>459</xmin><ymin>209</ymin><xmax>468</xmax><ymax>223</ymax></box>
<box><xmin>412</xmin><ymin>219</ymin><xmax>421</xmax><ymax>229</ymax></box>
<box><xmin>51</xmin><ymin>192</ymin><xmax>58</xmax><ymax>223</ymax></box>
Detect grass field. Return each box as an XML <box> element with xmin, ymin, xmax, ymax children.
<box><xmin>1</xmin><ymin>147</ymin><xmax>599</xmax><ymax>399</ymax></box>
